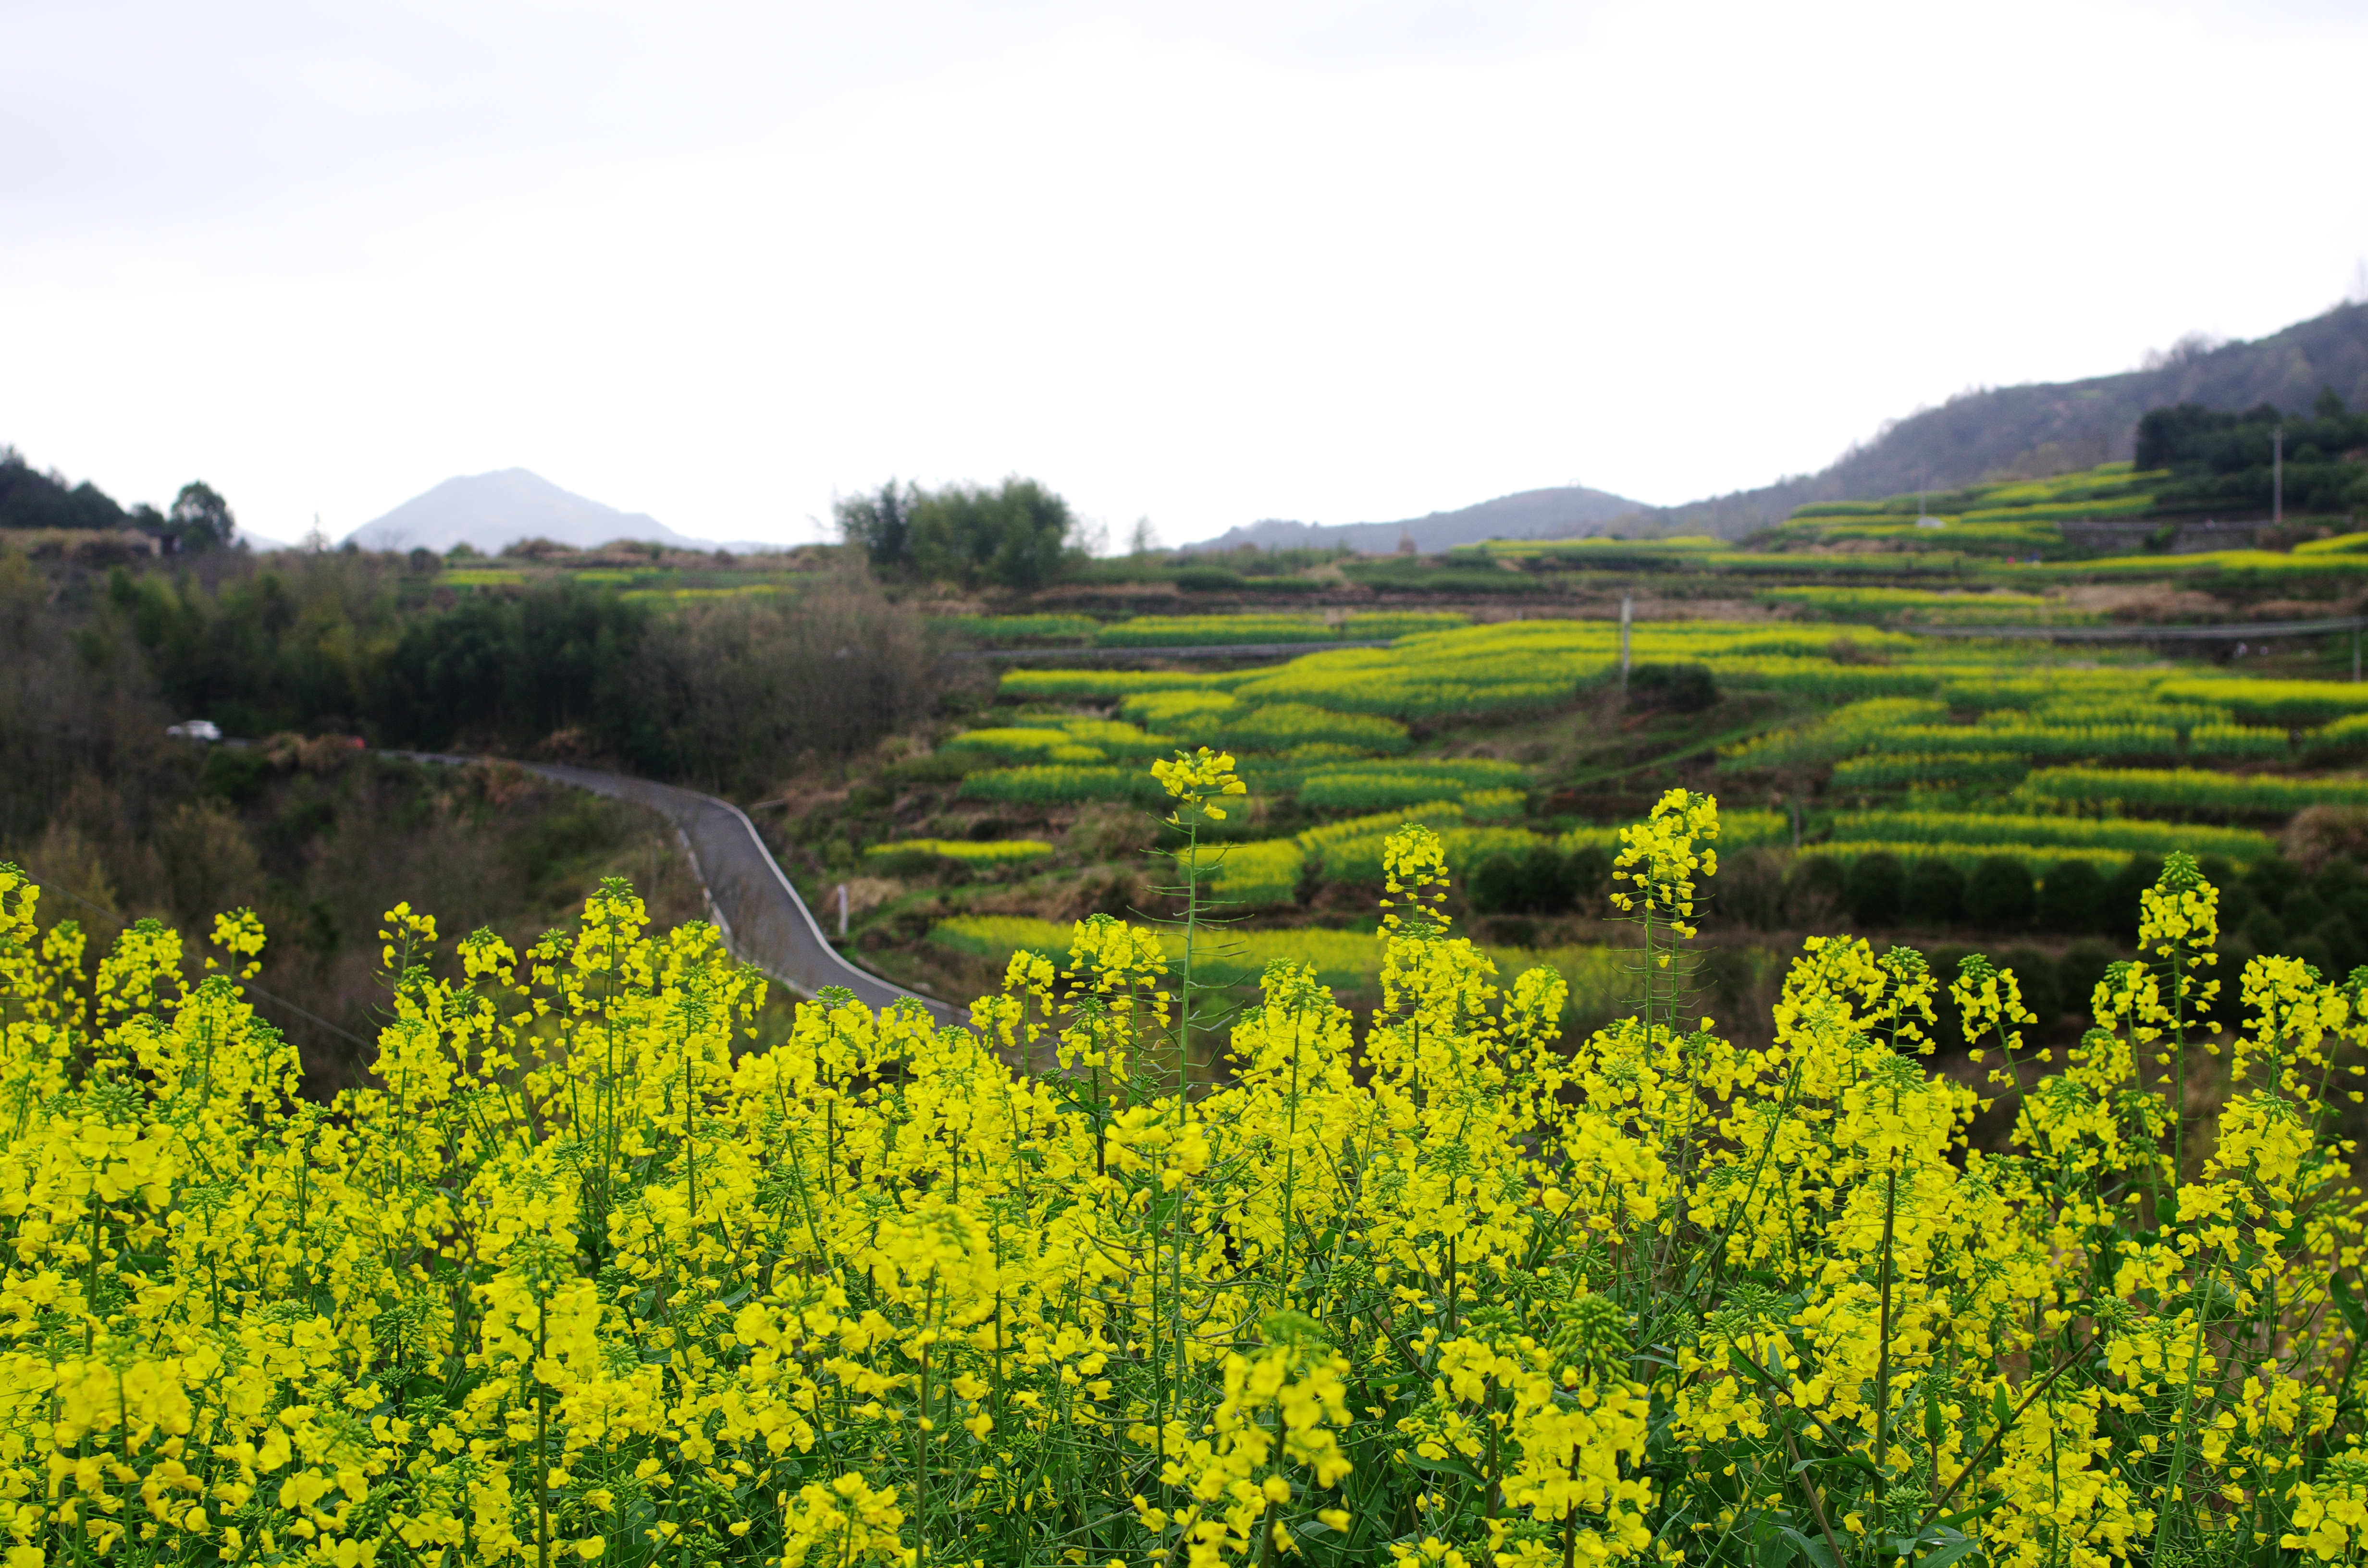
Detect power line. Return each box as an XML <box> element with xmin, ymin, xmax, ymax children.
<box><xmin>4</xmin><ymin>861</ymin><xmax>377</xmax><ymax>1051</ymax></box>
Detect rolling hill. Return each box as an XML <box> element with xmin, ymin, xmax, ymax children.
<box><xmin>1639</xmin><ymin>300</ymin><xmax>2368</xmax><ymax>537</ymax></box>
<box><xmin>1186</xmin><ymin>482</ymin><xmax>1648</xmax><ymax>556</ymax></box>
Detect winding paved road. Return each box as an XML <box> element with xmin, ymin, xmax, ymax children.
<box><xmin>391</xmin><ymin>754</ymin><xmax>963</xmax><ymax>1025</ymax></box>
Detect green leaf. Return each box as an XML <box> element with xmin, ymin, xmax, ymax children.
<box><xmin>1752</xmin><ymin>1525</ymin><xmax>1801</xmax><ymax>1568</ymax></box>
<box><xmin>2333</xmin><ymin>1273</ymin><xmax>2368</xmax><ymax>1339</ymax></box>
<box><xmin>1730</xmin><ymin>1347</ymin><xmax>1779</xmax><ymax>1389</ymax></box>
<box><xmin>1401</xmin><ymin>1451</ymin><xmax>1484</xmax><ymax>1482</ymax></box>
<box><xmin>1912</xmin><ymin>1533</ymin><xmax>1986</xmax><ymax>1568</ymax></box>
<box><xmin>1776</xmin><ymin>1524</ymin><xmax>1841</xmax><ymax>1568</ymax></box>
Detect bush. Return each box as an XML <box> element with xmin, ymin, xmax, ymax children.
<box><xmin>1710</xmin><ymin>846</ymin><xmax>1786</xmax><ymax>929</ymax></box>
<box><xmin>1901</xmin><ymin>857</ymin><xmax>1964</xmax><ymax>926</ymax></box>
<box><xmin>1786</xmin><ymin>854</ymin><xmax>1846</xmax><ymax>925</ymax></box>
<box><xmin>1471</xmin><ymin>846</ymin><xmax>1577</xmax><ymax>915</ymax></box>
<box><xmin>2035</xmin><ymin>858</ymin><xmax>2109</xmax><ymax>934</ymax></box>
<box><xmin>1843</xmin><ymin>851</ymin><xmax>1903</xmax><ymax>926</ymax></box>
<box><xmin>1965</xmin><ymin>855</ymin><xmax>2034</xmax><ymax>927</ymax></box>
<box><xmin>1627</xmin><ymin>662</ymin><xmax>1717</xmax><ymax>713</ymax></box>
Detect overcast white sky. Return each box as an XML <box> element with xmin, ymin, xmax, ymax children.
<box><xmin>6</xmin><ymin>0</ymin><xmax>2366</xmax><ymax>549</ymax></box>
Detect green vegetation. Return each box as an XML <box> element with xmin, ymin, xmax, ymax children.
<box><xmin>0</xmin><ymin>445</ymin><xmax>238</xmax><ymax>551</ymax></box>
<box><xmin>2136</xmin><ymin>390</ymin><xmax>2368</xmax><ymax>515</ymax></box>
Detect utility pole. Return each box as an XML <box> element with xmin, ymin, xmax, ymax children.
<box><xmin>2274</xmin><ymin>426</ymin><xmax>2284</xmax><ymax>525</ymax></box>
<box><xmin>836</xmin><ymin>883</ymin><xmax>848</xmax><ymax>939</ymax></box>
<box><xmin>1619</xmin><ymin>595</ymin><xmax>1633</xmax><ymax>696</ymax></box>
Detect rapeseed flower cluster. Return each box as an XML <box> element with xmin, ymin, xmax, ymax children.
<box><xmin>1</xmin><ymin>760</ymin><xmax>2366</xmax><ymax>1568</ymax></box>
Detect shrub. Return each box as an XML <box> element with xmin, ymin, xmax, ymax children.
<box><xmin>1471</xmin><ymin>846</ymin><xmax>1577</xmax><ymax>915</ymax></box>
<box><xmin>1626</xmin><ymin>662</ymin><xmax>1717</xmax><ymax>712</ymax></box>
<box><xmin>1902</xmin><ymin>856</ymin><xmax>1965</xmax><ymax>925</ymax></box>
<box><xmin>1965</xmin><ymin>854</ymin><xmax>2035</xmax><ymax>926</ymax></box>
<box><xmin>1843</xmin><ymin>850</ymin><xmax>1903</xmax><ymax>926</ymax></box>
<box><xmin>2035</xmin><ymin>858</ymin><xmax>2109</xmax><ymax>934</ymax></box>
<box><xmin>1786</xmin><ymin>853</ymin><xmax>1846</xmax><ymax>925</ymax></box>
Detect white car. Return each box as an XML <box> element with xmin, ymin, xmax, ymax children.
<box><xmin>166</xmin><ymin>719</ymin><xmax>223</xmax><ymax>742</ymax></box>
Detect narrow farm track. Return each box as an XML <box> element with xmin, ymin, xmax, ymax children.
<box><xmin>389</xmin><ymin>753</ymin><xmax>963</xmax><ymax>1025</ymax></box>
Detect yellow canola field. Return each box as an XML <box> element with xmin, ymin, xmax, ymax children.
<box><xmin>3</xmin><ymin>773</ymin><xmax>2365</xmax><ymax>1568</ymax></box>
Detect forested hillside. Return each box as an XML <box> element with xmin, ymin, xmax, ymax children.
<box><xmin>1630</xmin><ymin>300</ymin><xmax>2368</xmax><ymax>536</ymax></box>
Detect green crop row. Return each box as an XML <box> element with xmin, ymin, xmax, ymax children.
<box><xmin>1229</xmin><ymin>702</ymin><xmax>1411</xmax><ymax>753</ymax></box>
<box><xmin>1467</xmin><ymin>535</ymin><xmax>1726</xmax><ymax>560</ymax></box>
<box><xmin>1557</xmin><ymin>808</ymin><xmax>1790</xmax><ymax>857</ymax></box>
<box><xmin>1091</xmin><ymin>611</ymin><xmax>1469</xmax><ymax>647</ymax></box>
<box><xmin>941</xmin><ymin>728</ymin><xmax>1110</xmax><ymax>764</ymax></box>
<box><xmin>2155</xmin><ymin>678</ymin><xmax>2368</xmax><ymax>726</ymax></box>
<box><xmin>1188</xmin><ymin>839</ymin><xmax>1307</xmax><ymax>905</ymax></box>
<box><xmin>2014</xmin><ymin>766</ymin><xmax>2368</xmax><ymax>814</ymax></box>
<box><xmin>1106</xmin><ymin>695</ymin><xmax>1409</xmax><ymax>753</ymax></box>
<box><xmin>1312</xmin><ymin>825</ymin><xmax>1549</xmax><ymax>884</ymax></box>
<box><xmin>2023</xmin><ymin>700</ymin><xmax>2231</xmax><ymax>731</ymax></box>
<box><xmin>937</xmin><ymin>614</ymin><xmax>1098</xmax><ymax>641</ymax></box>
<box><xmin>2311</xmin><ymin>712</ymin><xmax>2368</xmax><ymax>747</ymax></box>
<box><xmin>2072</xmin><ymin>549</ymin><xmax>2368</xmax><ymax>579</ymax></box>
<box><xmin>955</xmin><ymin>766</ymin><xmax>1150</xmax><ymax>804</ymax></box>
<box><xmin>1829</xmin><ymin>752</ymin><xmax>2033</xmax><ymax>788</ymax></box>
<box><xmin>928</xmin><ymin>914</ymin><xmax>1626</xmax><ymax>1008</ymax></box>
<box><xmin>1194</xmin><ymin>796</ymin><xmax>1521</xmax><ymax>903</ymax></box>
<box><xmin>1719</xmin><ymin>698</ymin><xmax>1949</xmax><ymax>770</ymax></box>
<box><xmin>865</xmin><ymin>838</ymin><xmax>1054</xmax><ymax>864</ymax></box>
<box><xmin>1297</xmin><ymin>758</ymin><xmax>1530</xmax><ymax>810</ymax></box>
<box><xmin>998</xmin><ymin>668</ymin><xmax>1235</xmax><ymax>700</ymax></box>
<box><xmin>2186</xmin><ymin>723</ymin><xmax>2292</xmax><ymax>760</ymax></box>
<box><xmin>1828</xmin><ymin>810</ymin><xmax>2273</xmax><ymax>861</ymax></box>
<box><xmin>1814</xmin><ymin>839</ymin><xmax>2129</xmax><ymax>872</ymax></box>
<box><xmin>1875</xmin><ymin>723</ymin><xmax>2180</xmax><ymax>758</ymax></box>
<box><xmin>1017</xmin><ymin>718</ymin><xmax>1181</xmax><ymax>759</ymax></box>
<box><xmin>1752</xmin><ymin>587</ymin><xmax>2075</xmax><ymax>624</ymax></box>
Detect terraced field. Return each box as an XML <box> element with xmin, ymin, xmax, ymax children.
<box><xmin>789</xmin><ymin>577</ymin><xmax>2368</xmax><ymax>1037</ymax></box>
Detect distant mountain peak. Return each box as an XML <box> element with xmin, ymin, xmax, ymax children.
<box><xmin>343</xmin><ymin>469</ymin><xmax>754</xmax><ymax>554</ymax></box>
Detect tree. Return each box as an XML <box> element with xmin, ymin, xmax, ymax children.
<box><xmin>910</xmin><ymin>478</ymin><xmax>1073</xmax><ymax>590</ymax></box>
<box><xmin>1843</xmin><ymin>852</ymin><xmax>1903</xmax><ymax>926</ymax></box>
<box><xmin>1965</xmin><ymin>856</ymin><xmax>2034</xmax><ymax>928</ymax></box>
<box><xmin>834</xmin><ymin>480</ymin><xmax>918</xmax><ymax>572</ymax></box>
<box><xmin>167</xmin><ymin>481</ymin><xmax>236</xmax><ymax>551</ymax></box>
<box><xmin>1901</xmin><ymin>857</ymin><xmax>1964</xmax><ymax>926</ymax></box>
<box><xmin>2035</xmin><ymin>859</ymin><xmax>2108</xmax><ymax>933</ymax></box>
